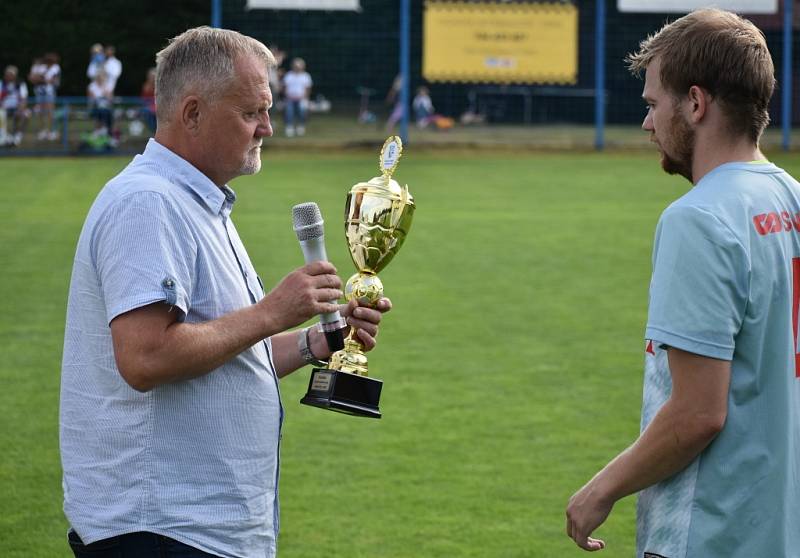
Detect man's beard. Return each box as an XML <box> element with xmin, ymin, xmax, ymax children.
<box><xmin>240</xmin><ymin>146</ymin><xmax>262</xmax><ymax>175</ymax></box>
<box><xmin>660</xmin><ymin>111</ymin><xmax>695</xmax><ymax>182</ymax></box>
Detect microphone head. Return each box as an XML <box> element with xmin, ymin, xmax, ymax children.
<box><xmin>292</xmin><ymin>202</ymin><xmax>324</xmax><ymax>241</ymax></box>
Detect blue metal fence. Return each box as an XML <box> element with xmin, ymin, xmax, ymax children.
<box><xmin>0</xmin><ymin>96</ymin><xmax>152</xmax><ymax>157</ymax></box>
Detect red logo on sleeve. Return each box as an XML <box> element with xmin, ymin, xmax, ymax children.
<box><xmin>646</xmin><ymin>340</ymin><xmax>655</xmax><ymax>355</ymax></box>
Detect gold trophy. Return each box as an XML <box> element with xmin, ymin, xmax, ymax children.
<box><xmin>301</xmin><ymin>136</ymin><xmax>415</xmax><ymax>418</ymax></box>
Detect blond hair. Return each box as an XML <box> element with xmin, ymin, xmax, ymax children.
<box><xmin>627</xmin><ymin>8</ymin><xmax>775</xmax><ymax>142</ymax></box>
<box><xmin>155</xmin><ymin>27</ymin><xmax>275</xmax><ymax>123</ymax></box>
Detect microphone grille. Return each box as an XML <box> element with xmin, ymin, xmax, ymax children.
<box><xmin>292</xmin><ymin>202</ymin><xmax>324</xmax><ymax>241</ymax></box>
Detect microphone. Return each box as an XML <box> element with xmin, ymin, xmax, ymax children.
<box><xmin>292</xmin><ymin>202</ymin><xmax>346</xmax><ymax>352</ymax></box>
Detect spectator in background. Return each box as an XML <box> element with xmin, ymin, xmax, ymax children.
<box><xmin>384</xmin><ymin>74</ymin><xmax>404</xmax><ymax>131</ymax></box>
<box><xmin>87</xmin><ymin>43</ymin><xmax>105</xmax><ymax>81</ymax></box>
<box><xmin>267</xmin><ymin>44</ymin><xmax>286</xmax><ymax>107</ymax></box>
<box><xmin>1</xmin><ymin>65</ymin><xmax>30</xmax><ymax>146</ymax></box>
<box><xmin>103</xmin><ymin>45</ymin><xmax>122</xmax><ymax>94</ymax></box>
<box><xmin>140</xmin><ymin>67</ymin><xmax>156</xmax><ymax>132</ymax></box>
<box><xmin>27</xmin><ymin>57</ymin><xmax>45</xmax><ymax>135</ymax></box>
<box><xmin>411</xmin><ymin>86</ymin><xmax>454</xmax><ymax>131</ymax></box>
<box><xmin>31</xmin><ymin>52</ymin><xmax>60</xmax><ymax>141</ymax></box>
<box><xmin>87</xmin><ymin>71</ymin><xmax>113</xmax><ymax>137</ymax></box>
<box><xmin>412</xmin><ymin>86</ymin><xmax>434</xmax><ymax>128</ymax></box>
<box><xmin>28</xmin><ymin>56</ymin><xmax>45</xmax><ymax>86</ymax></box>
<box><xmin>282</xmin><ymin>57</ymin><xmax>311</xmax><ymax>137</ymax></box>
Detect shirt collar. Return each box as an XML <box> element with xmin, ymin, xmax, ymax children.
<box><xmin>697</xmin><ymin>160</ymin><xmax>779</xmax><ymax>187</ymax></box>
<box><xmin>141</xmin><ymin>138</ymin><xmax>236</xmax><ymax>216</ymax></box>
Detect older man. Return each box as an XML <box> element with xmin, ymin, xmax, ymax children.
<box><xmin>61</xmin><ymin>27</ymin><xmax>389</xmax><ymax>558</ymax></box>
<box><xmin>566</xmin><ymin>9</ymin><xmax>800</xmax><ymax>557</ymax></box>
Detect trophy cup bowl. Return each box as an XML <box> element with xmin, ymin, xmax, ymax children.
<box><xmin>301</xmin><ymin>137</ymin><xmax>414</xmax><ymax>418</ymax></box>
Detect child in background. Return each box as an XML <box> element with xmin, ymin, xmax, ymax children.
<box><xmin>412</xmin><ymin>85</ymin><xmax>453</xmax><ymax>130</ymax></box>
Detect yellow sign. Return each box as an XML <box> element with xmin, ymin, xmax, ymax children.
<box><xmin>423</xmin><ymin>1</ymin><xmax>578</xmax><ymax>84</ymax></box>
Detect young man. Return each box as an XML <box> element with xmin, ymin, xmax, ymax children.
<box><xmin>61</xmin><ymin>27</ymin><xmax>390</xmax><ymax>558</ymax></box>
<box><xmin>566</xmin><ymin>9</ymin><xmax>800</xmax><ymax>557</ymax></box>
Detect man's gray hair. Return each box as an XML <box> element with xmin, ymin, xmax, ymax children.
<box><xmin>155</xmin><ymin>27</ymin><xmax>275</xmax><ymax>123</ymax></box>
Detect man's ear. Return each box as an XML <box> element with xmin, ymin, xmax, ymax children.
<box><xmin>686</xmin><ymin>85</ymin><xmax>710</xmax><ymax>124</ymax></box>
<box><xmin>180</xmin><ymin>96</ymin><xmax>202</xmax><ymax>134</ymax></box>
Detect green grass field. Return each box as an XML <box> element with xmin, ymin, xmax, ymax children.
<box><xmin>2</xmin><ymin>149</ymin><xmax>798</xmax><ymax>557</ymax></box>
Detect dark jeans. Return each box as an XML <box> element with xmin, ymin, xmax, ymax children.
<box><xmin>89</xmin><ymin>106</ymin><xmax>113</xmax><ymax>131</ymax></box>
<box><xmin>284</xmin><ymin>99</ymin><xmax>307</xmax><ymax>126</ymax></box>
<box><xmin>68</xmin><ymin>530</ymin><xmax>221</xmax><ymax>558</ymax></box>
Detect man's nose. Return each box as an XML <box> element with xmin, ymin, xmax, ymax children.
<box><xmin>256</xmin><ymin>114</ymin><xmax>273</xmax><ymax>137</ymax></box>
<box><xmin>642</xmin><ymin>112</ymin><xmax>653</xmax><ymax>131</ymax></box>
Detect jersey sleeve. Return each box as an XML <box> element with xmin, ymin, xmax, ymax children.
<box><xmin>645</xmin><ymin>204</ymin><xmax>749</xmax><ymax>360</ymax></box>
<box><xmin>91</xmin><ymin>190</ymin><xmax>197</xmax><ymax>324</ymax></box>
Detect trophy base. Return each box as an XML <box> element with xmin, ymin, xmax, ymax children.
<box><xmin>300</xmin><ymin>367</ymin><xmax>382</xmax><ymax>419</ymax></box>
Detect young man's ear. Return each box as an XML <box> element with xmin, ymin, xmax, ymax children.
<box><xmin>686</xmin><ymin>85</ymin><xmax>710</xmax><ymax>124</ymax></box>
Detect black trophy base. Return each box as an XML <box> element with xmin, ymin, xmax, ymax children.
<box><xmin>300</xmin><ymin>367</ymin><xmax>382</xmax><ymax>419</ymax></box>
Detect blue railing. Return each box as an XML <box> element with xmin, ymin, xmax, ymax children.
<box><xmin>0</xmin><ymin>96</ymin><xmax>153</xmax><ymax>156</ymax></box>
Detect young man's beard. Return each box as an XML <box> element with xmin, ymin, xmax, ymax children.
<box><xmin>661</xmin><ymin>111</ymin><xmax>695</xmax><ymax>183</ymax></box>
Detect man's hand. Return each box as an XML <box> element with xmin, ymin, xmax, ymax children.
<box><xmin>268</xmin><ymin>286</ymin><xmax>392</xmax><ymax>377</ymax></box>
<box><xmin>566</xmin><ymin>480</ymin><xmax>610</xmax><ymax>551</ymax></box>
<box><xmin>307</xmin><ymin>297</ymin><xmax>393</xmax><ymax>361</ymax></box>
<box><xmin>339</xmin><ymin>297</ymin><xmax>392</xmax><ymax>352</ymax></box>
<box><xmin>259</xmin><ymin>261</ymin><xmax>343</xmax><ymax>332</ymax></box>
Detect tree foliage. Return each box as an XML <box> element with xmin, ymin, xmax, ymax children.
<box><xmin>0</xmin><ymin>0</ymin><xmax>208</xmax><ymax>96</ymax></box>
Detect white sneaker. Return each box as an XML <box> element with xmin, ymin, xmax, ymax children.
<box><xmin>47</xmin><ymin>130</ymin><xmax>59</xmax><ymax>141</ymax></box>
<box><xmin>297</xmin><ymin>125</ymin><xmax>305</xmax><ymax>136</ymax></box>
<box><xmin>286</xmin><ymin>126</ymin><xmax>295</xmax><ymax>138</ymax></box>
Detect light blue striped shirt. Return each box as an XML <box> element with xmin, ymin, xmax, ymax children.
<box><xmin>60</xmin><ymin>139</ymin><xmax>283</xmax><ymax>558</ymax></box>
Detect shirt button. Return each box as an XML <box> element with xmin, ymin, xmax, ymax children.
<box><xmin>163</xmin><ymin>279</ymin><xmax>174</xmax><ymax>288</ymax></box>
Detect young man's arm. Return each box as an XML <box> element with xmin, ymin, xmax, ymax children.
<box><xmin>565</xmin><ymin>347</ymin><xmax>730</xmax><ymax>551</ymax></box>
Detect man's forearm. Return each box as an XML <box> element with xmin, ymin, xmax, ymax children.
<box><xmin>271</xmin><ymin>330</ymin><xmax>305</xmax><ymax>378</ymax></box>
<box><xmin>112</xmin><ymin>301</ymin><xmax>286</xmax><ymax>391</ymax></box>
<box><xmin>589</xmin><ymin>399</ymin><xmax>723</xmax><ymax>502</ymax></box>
<box><xmin>112</xmin><ymin>260</ymin><xmax>346</xmax><ymax>391</ymax></box>
<box><xmin>271</xmin><ymin>324</ymin><xmax>332</xmax><ymax>378</ymax></box>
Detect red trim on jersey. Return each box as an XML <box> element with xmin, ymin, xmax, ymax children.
<box><xmin>792</xmin><ymin>258</ymin><xmax>800</xmax><ymax>377</ymax></box>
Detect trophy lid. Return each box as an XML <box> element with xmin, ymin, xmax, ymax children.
<box><xmin>348</xmin><ymin>136</ymin><xmax>414</xmax><ymax>206</ymax></box>
<box><xmin>344</xmin><ymin>137</ymin><xmax>415</xmax><ymax>275</ymax></box>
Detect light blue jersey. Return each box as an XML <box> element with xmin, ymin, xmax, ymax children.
<box><xmin>638</xmin><ymin>162</ymin><xmax>800</xmax><ymax>558</ymax></box>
